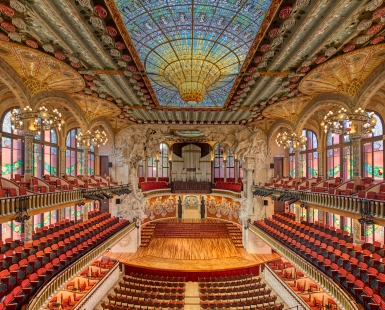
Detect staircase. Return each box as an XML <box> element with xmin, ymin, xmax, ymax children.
<box><xmin>227</xmin><ymin>223</ymin><xmax>243</xmax><ymax>247</ymax></box>
<box><xmin>140</xmin><ymin>223</ymin><xmax>156</xmax><ymax>247</ymax></box>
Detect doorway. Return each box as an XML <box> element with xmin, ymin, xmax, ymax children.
<box><xmin>100</xmin><ymin>155</ymin><xmax>109</xmax><ymax>177</ymax></box>
<box><xmin>274</xmin><ymin>157</ymin><xmax>283</xmax><ymax>178</ymax></box>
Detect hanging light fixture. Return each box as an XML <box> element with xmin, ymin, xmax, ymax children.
<box><xmin>321</xmin><ymin>107</ymin><xmax>377</xmax><ymax>136</ymax></box>
<box><xmin>76</xmin><ymin>128</ymin><xmax>108</xmax><ymax>148</ymax></box>
<box><xmin>276</xmin><ymin>131</ymin><xmax>307</xmax><ymax>149</ymax></box>
<box><xmin>10</xmin><ymin>105</ymin><xmax>65</xmax><ymax>134</ymax></box>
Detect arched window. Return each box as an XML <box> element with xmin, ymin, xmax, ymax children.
<box><xmin>88</xmin><ymin>144</ymin><xmax>95</xmax><ymax>175</ymax></box>
<box><xmin>1</xmin><ymin>109</ymin><xmax>23</xmax><ymax>179</ymax></box>
<box><xmin>214</xmin><ymin>144</ymin><xmax>224</xmax><ymax>179</ymax></box>
<box><xmin>33</xmin><ymin>125</ymin><xmax>58</xmax><ymax>177</ymax></box>
<box><xmin>227</xmin><ymin>151</ymin><xmax>235</xmax><ymax>179</ymax></box>
<box><xmin>326</xmin><ymin>121</ymin><xmax>353</xmax><ymax>181</ymax></box>
<box><xmin>158</xmin><ymin>143</ymin><xmax>169</xmax><ymax>178</ymax></box>
<box><xmin>65</xmin><ymin>128</ymin><xmax>83</xmax><ymax>176</ymax></box>
<box><xmin>302</xmin><ymin>129</ymin><xmax>318</xmax><ymax>178</ymax></box>
<box><xmin>147</xmin><ymin>157</ymin><xmax>156</xmax><ymax>178</ymax></box>
<box><xmin>288</xmin><ymin>129</ymin><xmax>318</xmax><ymax>178</ymax></box>
<box><xmin>362</xmin><ymin>112</ymin><xmax>384</xmax><ymax>181</ymax></box>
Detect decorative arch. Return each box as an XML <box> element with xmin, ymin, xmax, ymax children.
<box><xmin>267</xmin><ymin>120</ymin><xmax>295</xmax><ymax>155</ymax></box>
<box><xmin>295</xmin><ymin>93</ymin><xmax>353</xmax><ymax>134</ymax></box>
<box><xmin>355</xmin><ymin>60</ymin><xmax>385</xmax><ymax>110</ymax></box>
<box><xmin>31</xmin><ymin>91</ymin><xmax>88</xmax><ymax>131</ymax></box>
<box><xmin>0</xmin><ymin>57</ymin><xmax>30</xmax><ymax>108</ymax></box>
<box><xmin>89</xmin><ymin>117</ymin><xmax>115</xmax><ymax>146</ymax></box>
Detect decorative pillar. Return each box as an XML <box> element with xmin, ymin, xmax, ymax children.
<box><xmin>144</xmin><ymin>158</ymin><xmax>148</xmax><ymax>182</ymax></box>
<box><xmin>60</xmin><ymin>146</ymin><xmax>67</xmax><ymax>176</ymax></box>
<box><xmin>83</xmin><ymin>204</ymin><xmax>88</xmax><ymax>221</ymax></box>
<box><xmin>353</xmin><ymin>218</ymin><xmax>362</xmax><ymax>245</ymax></box>
<box><xmin>317</xmin><ymin>147</ymin><xmax>324</xmax><ymax>178</ymax></box>
<box><xmin>211</xmin><ymin>160</ymin><xmax>214</xmax><ymax>183</ymax></box>
<box><xmin>235</xmin><ymin>159</ymin><xmax>239</xmax><ymax>181</ymax></box>
<box><xmin>23</xmin><ymin>133</ymin><xmax>34</xmax><ymax>175</ymax></box>
<box><xmin>83</xmin><ymin>146</ymin><xmax>90</xmax><ymax>177</ymax></box>
<box><xmin>294</xmin><ymin>148</ymin><xmax>301</xmax><ymax>180</ymax></box>
<box><xmin>155</xmin><ymin>159</ymin><xmax>159</xmax><ymax>181</ymax></box>
<box><xmin>223</xmin><ymin>160</ymin><xmax>227</xmax><ymax>182</ymax></box>
<box><xmin>351</xmin><ymin>134</ymin><xmax>362</xmax><ymax>178</ymax></box>
<box><xmin>23</xmin><ymin>217</ymin><xmax>33</xmax><ymax>242</ymax></box>
<box><xmin>244</xmin><ymin>156</ymin><xmax>254</xmax><ymax>214</ymax></box>
<box><xmin>169</xmin><ymin>160</ymin><xmax>172</xmax><ymax>182</ymax></box>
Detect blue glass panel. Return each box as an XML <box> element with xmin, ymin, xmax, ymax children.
<box><xmin>116</xmin><ymin>0</ymin><xmax>272</xmax><ymax>108</ymax></box>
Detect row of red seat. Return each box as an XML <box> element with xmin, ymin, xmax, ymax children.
<box><xmin>0</xmin><ymin>213</ymin><xmax>128</xmax><ymax>309</ymax></box>
<box><xmin>140</xmin><ymin>182</ymin><xmax>168</xmax><ymax>192</ymax></box>
<box><xmin>215</xmin><ymin>182</ymin><xmax>242</xmax><ymax>192</ymax></box>
<box><xmin>214</xmin><ymin>178</ymin><xmax>242</xmax><ymax>183</ymax></box>
<box><xmin>138</xmin><ymin>177</ymin><xmax>169</xmax><ymax>184</ymax></box>
<box><xmin>255</xmin><ymin>217</ymin><xmax>385</xmax><ymax>309</ymax></box>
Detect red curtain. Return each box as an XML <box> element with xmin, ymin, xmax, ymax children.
<box><xmin>124</xmin><ymin>265</ymin><xmax>259</xmax><ymax>282</ymax></box>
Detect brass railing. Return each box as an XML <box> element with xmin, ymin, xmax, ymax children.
<box><xmin>249</xmin><ymin>224</ymin><xmax>360</xmax><ymax>310</ymax></box>
<box><xmin>0</xmin><ymin>184</ymin><xmax>131</xmax><ymax>218</ymax></box>
<box><xmin>27</xmin><ymin>222</ymin><xmax>135</xmax><ymax>310</ymax></box>
<box><xmin>252</xmin><ymin>185</ymin><xmax>375</xmax><ymax>217</ymax></box>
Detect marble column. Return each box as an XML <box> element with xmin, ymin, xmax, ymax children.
<box><xmin>155</xmin><ymin>159</ymin><xmax>159</xmax><ymax>181</ymax></box>
<box><xmin>23</xmin><ymin>133</ymin><xmax>34</xmax><ymax>175</ymax></box>
<box><xmin>294</xmin><ymin>148</ymin><xmax>301</xmax><ymax>180</ymax></box>
<box><xmin>83</xmin><ymin>146</ymin><xmax>90</xmax><ymax>177</ymax></box>
<box><xmin>60</xmin><ymin>146</ymin><xmax>67</xmax><ymax>176</ymax></box>
<box><xmin>317</xmin><ymin>147</ymin><xmax>324</xmax><ymax>178</ymax></box>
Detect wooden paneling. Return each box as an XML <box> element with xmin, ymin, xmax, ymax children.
<box><xmin>100</xmin><ymin>155</ymin><xmax>109</xmax><ymax>177</ymax></box>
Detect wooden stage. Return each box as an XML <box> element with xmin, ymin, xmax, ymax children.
<box><xmin>104</xmin><ymin>219</ymin><xmax>280</xmax><ymax>273</ymax></box>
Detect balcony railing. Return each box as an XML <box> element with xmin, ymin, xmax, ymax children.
<box><xmin>0</xmin><ymin>184</ymin><xmax>131</xmax><ymax>218</ymax></box>
<box><xmin>248</xmin><ymin>224</ymin><xmax>360</xmax><ymax>310</ymax></box>
<box><xmin>252</xmin><ymin>185</ymin><xmax>382</xmax><ymax>218</ymax></box>
<box><xmin>27</xmin><ymin>221</ymin><xmax>135</xmax><ymax>310</ymax></box>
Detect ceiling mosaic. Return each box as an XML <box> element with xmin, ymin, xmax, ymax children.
<box><xmin>115</xmin><ymin>0</ymin><xmax>272</xmax><ymax>108</ymax></box>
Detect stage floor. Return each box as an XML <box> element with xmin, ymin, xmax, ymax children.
<box><xmin>104</xmin><ymin>219</ymin><xmax>280</xmax><ymax>272</ymax></box>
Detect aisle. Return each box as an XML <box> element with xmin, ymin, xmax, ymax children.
<box><xmin>184</xmin><ymin>282</ymin><xmax>200</xmax><ymax>310</ymax></box>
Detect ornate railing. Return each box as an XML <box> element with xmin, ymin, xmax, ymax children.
<box><xmin>249</xmin><ymin>224</ymin><xmax>360</xmax><ymax>310</ymax></box>
<box><xmin>0</xmin><ymin>184</ymin><xmax>131</xmax><ymax>218</ymax></box>
<box><xmin>252</xmin><ymin>185</ymin><xmax>378</xmax><ymax>217</ymax></box>
<box><xmin>27</xmin><ymin>222</ymin><xmax>135</xmax><ymax>310</ymax></box>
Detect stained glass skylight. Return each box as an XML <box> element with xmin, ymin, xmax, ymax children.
<box><xmin>116</xmin><ymin>0</ymin><xmax>272</xmax><ymax>108</ymax></box>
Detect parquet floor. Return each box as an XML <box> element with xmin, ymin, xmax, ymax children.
<box><xmin>104</xmin><ymin>219</ymin><xmax>280</xmax><ymax>272</ymax></box>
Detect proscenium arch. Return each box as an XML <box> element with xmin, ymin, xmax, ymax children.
<box><xmin>294</xmin><ymin>93</ymin><xmax>353</xmax><ymax>134</ymax></box>
<box><xmin>30</xmin><ymin>91</ymin><xmax>88</xmax><ymax>131</ymax></box>
<box><xmin>0</xmin><ymin>56</ymin><xmax>30</xmax><ymax>109</ymax></box>
<box><xmin>355</xmin><ymin>60</ymin><xmax>385</xmax><ymax>110</ymax></box>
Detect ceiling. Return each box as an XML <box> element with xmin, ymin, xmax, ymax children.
<box><xmin>0</xmin><ymin>0</ymin><xmax>384</xmax><ymax>133</ymax></box>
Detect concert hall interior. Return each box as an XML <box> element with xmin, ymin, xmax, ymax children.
<box><xmin>2</xmin><ymin>0</ymin><xmax>385</xmax><ymax>309</ymax></box>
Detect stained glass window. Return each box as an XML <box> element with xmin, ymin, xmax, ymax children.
<box><xmin>147</xmin><ymin>157</ymin><xmax>156</xmax><ymax>178</ymax></box>
<box><xmin>214</xmin><ymin>144</ymin><xmax>224</xmax><ymax>179</ymax></box>
<box><xmin>1</xmin><ymin>220</ymin><xmax>22</xmax><ymax>242</ymax></box>
<box><xmin>66</xmin><ymin>128</ymin><xmax>83</xmax><ymax>176</ymax></box>
<box><xmin>1</xmin><ymin>109</ymin><xmax>23</xmax><ymax>179</ymax></box>
<box><xmin>362</xmin><ymin>112</ymin><xmax>384</xmax><ymax>181</ymax></box>
<box><xmin>116</xmin><ymin>0</ymin><xmax>272</xmax><ymax>108</ymax></box>
<box><xmin>158</xmin><ymin>143</ymin><xmax>169</xmax><ymax>178</ymax></box>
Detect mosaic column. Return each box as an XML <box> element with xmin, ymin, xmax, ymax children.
<box><xmin>23</xmin><ymin>217</ymin><xmax>33</xmax><ymax>242</ymax></box>
<box><xmin>294</xmin><ymin>148</ymin><xmax>301</xmax><ymax>180</ymax></box>
<box><xmin>60</xmin><ymin>146</ymin><xmax>67</xmax><ymax>176</ymax></box>
<box><xmin>351</xmin><ymin>134</ymin><xmax>362</xmax><ymax>177</ymax></box>
<box><xmin>317</xmin><ymin>147</ymin><xmax>324</xmax><ymax>178</ymax></box>
<box><xmin>155</xmin><ymin>159</ymin><xmax>159</xmax><ymax>181</ymax></box>
<box><xmin>23</xmin><ymin>132</ymin><xmax>34</xmax><ymax>175</ymax></box>
<box><xmin>83</xmin><ymin>146</ymin><xmax>90</xmax><ymax>177</ymax></box>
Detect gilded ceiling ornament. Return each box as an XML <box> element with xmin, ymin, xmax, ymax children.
<box><xmin>293</xmin><ymin>0</ymin><xmax>311</xmax><ymax>12</ymax></box>
<box><xmin>355</xmin><ymin>35</ymin><xmax>371</xmax><ymax>44</ymax></box>
<box><xmin>263</xmin><ymin>50</ymin><xmax>275</xmax><ymax>59</ymax></box>
<box><xmin>8</xmin><ymin>31</ymin><xmax>21</xmax><ymax>42</ymax></box>
<box><xmin>271</xmin><ymin>35</ymin><xmax>283</xmax><ymax>48</ymax></box>
<box><xmin>68</xmin><ymin>56</ymin><xmax>79</xmax><ymax>63</ymax></box>
<box><xmin>118</xmin><ymin>60</ymin><xmax>127</xmax><ymax>67</ymax></box>
<box><xmin>366</xmin><ymin>0</ymin><xmax>383</xmax><ymax>11</ymax></box>
<box><xmin>42</xmin><ymin>44</ymin><xmax>54</xmax><ymax>53</ymax></box>
<box><xmin>357</xmin><ymin>19</ymin><xmax>372</xmax><ymax>32</ymax></box>
<box><xmin>373</xmin><ymin>6</ymin><xmax>385</xmax><ymax>19</ymax></box>
<box><xmin>282</xmin><ymin>81</ymin><xmax>290</xmax><ymax>86</ymax></box>
<box><xmin>77</xmin><ymin>0</ymin><xmax>92</xmax><ymax>8</ymax></box>
<box><xmin>343</xmin><ymin>43</ymin><xmax>356</xmax><ymax>53</ymax></box>
<box><xmin>1</xmin><ymin>21</ymin><xmax>15</xmax><ymax>32</ymax></box>
<box><xmin>367</xmin><ymin>23</ymin><xmax>382</xmax><ymax>34</ymax></box>
<box><xmin>89</xmin><ymin>16</ymin><xmax>105</xmax><ymax>30</ymax></box>
<box><xmin>0</xmin><ymin>32</ymin><xmax>9</xmax><ymax>41</ymax></box>
<box><xmin>325</xmin><ymin>46</ymin><xmax>337</xmax><ymax>57</ymax></box>
<box><xmin>302</xmin><ymin>60</ymin><xmax>312</xmax><ymax>67</ymax></box>
<box><xmin>247</xmin><ymin>80</ymin><xmax>255</xmax><ymax>86</ymax></box>
<box><xmin>12</xmin><ymin>17</ymin><xmax>27</xmax><ymax>29</ymax></box>
<box><xmin>110</xmin><ymin>48</ymin><xmax>120</xmax><ymax>57</ymax></box>
<box><xmin>282</xmin><ymin>16</ymin><xmax>295</xmax><ymax>30</ymax></box>
<box><xmin>371</xmin><ymin>36</ymin><xmax>385</xmax><ymax>44</ymax></box>
<box><xmin>257</xmin><ymin>62</ymin><xmax>267</xmax><ymax>69</ymax></box>
<box><xmin>101</xmin><ymin>34</ymin><xmax>113</xmax><ymax>45</ymax></box>
<box><xmin>10</xmin><ymin>0</ymin><xmax>26</xmax><ymax>13</ymax></box>
<box><xmin>0</xmin><ymin>3</ymin><xmax>14</xmax><ymax>16</ymax></box>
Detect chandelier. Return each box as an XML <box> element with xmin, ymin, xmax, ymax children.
<box><xmin>76</xmin><ymin>129</ymin><xmax>108</xmax><ymax>148</ymax></box>
<box><xmin>321</xmin><ymin>107</ymin><xmax>377</xmax><ymax>136</ymax></box>
<box><xmin>10</xmin><ymin>105</ymin><xmax>64</xmax><ymax>133</ymax></box>
<box><xmin>164</xmin><ymin>59</ymin><xmax>221</xmax><ymax>104</ymax></box>
<box><xmin>276</xmin><ymin>131</ymin><xmax>307</xmax><ymax>149</ymax></box>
